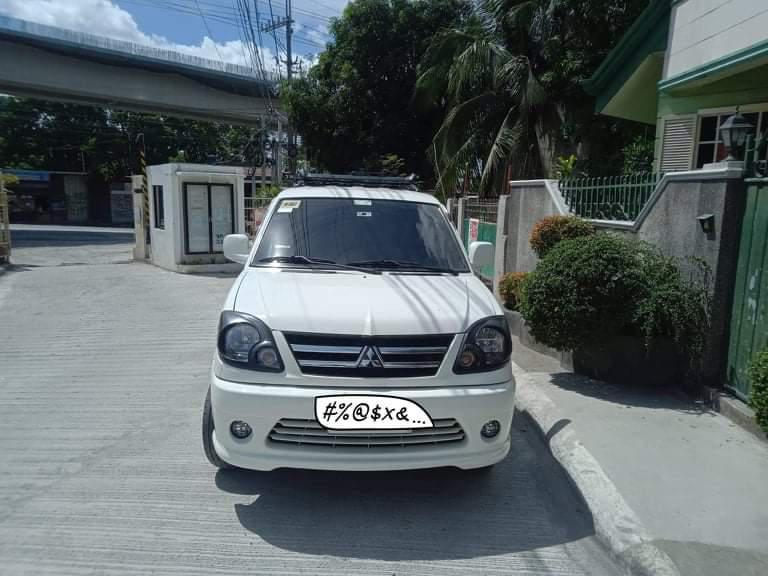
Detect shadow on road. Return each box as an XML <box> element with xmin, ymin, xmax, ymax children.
<box><xmin>215</xmin><ymin>411</ymin><xmax>597</xmax><ymax>561</ymax></box>
<box><xmin>548</xmin><ymin>372</ymin><xmax>714</xmax><ymax>415</ymax></box>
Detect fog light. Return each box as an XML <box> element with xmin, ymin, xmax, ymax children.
<box><xmin>458</xmin><ymin>348</ymin><xmax>477</xmax><ymax>369</ymax></box>
<box><xmin>230</xmin><ymin>420</ymin><xmax>252</xmax><ymax>439</ymax></box>
<box><xmin>481</xmin><ymin>420</ymin><xmax>501</xmax><ymax>439</ymax></box>
<box><xmin>256</xmin><ymin>346</ymin><xmax>280</xmax><ymax>368</ymax></box>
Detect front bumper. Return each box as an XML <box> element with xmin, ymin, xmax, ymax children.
<box><xmin>210</xmin><ymin>372</ymin><xmax>516</xmax><ymax>471</ymax></box>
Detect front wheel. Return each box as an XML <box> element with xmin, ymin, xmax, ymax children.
<box><xmin>202</xmin><ymin>387</ymin><xmax>233</xmax><ymax>469</ymax></box>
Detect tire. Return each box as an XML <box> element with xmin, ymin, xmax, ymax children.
<box><xmin>202</xmin><ymin>387</ymin><xmax>233</xmax><ymax>469</ymax></box>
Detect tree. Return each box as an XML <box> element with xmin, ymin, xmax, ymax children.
<box><xmin>416</xmin><ymin>0</ymin><xmax>649</xmax><ymax>196</ymax></box>
<box><xmin>282</xmin><ymin>0</ymin><xmax>470</xmax><ymax>181</ymax></box>
<box><xmin>0</xmin><ymin>97</ymin><xmax>259</xmax><ymax>181</ymax></box>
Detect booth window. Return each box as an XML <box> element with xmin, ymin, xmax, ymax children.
<box><xmin>153</xmin><ymin>185</ymin><xmax>165</xmax><ymax>229</ymax></box>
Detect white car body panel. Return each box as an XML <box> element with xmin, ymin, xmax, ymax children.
<box><xmin>232</xmin><ymin>269</ymin><xmax>500</xmax><ymax>336</ymax></box>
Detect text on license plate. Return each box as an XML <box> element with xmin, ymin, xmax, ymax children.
<box><xmin>314</xmin><ymin>395</ymin><xmax>433</xmax><ymax>430</ymax></box>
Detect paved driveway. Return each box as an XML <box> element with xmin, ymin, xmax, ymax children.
<box><xmin>0</xmin><ymin>229</ymin><xmax>619</xmax><ymax>575</ymax></box>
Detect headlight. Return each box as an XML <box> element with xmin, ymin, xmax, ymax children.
<box><xmin>217</xmin><ymin>311</ymin><xmax>284</xmax><ymax>372</ymax></box>
<box><xmin>453</xmin><ymin>316</ymin><xmax>511</xmax><ymax>374</ymax></box>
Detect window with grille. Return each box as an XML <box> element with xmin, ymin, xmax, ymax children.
<box><xmin>695</xmin><ymin>110</ymin><xmax>765</xmax><ymax>168</ymax></box>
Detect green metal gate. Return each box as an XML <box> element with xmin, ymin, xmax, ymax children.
<box><xmin>727</xmin><ymin>177</ymin><xmax>768</xmax><ymax>400</ymax></box>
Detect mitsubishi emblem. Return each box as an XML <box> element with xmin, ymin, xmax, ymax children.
<box><xmin>356</xmin><ymin>346</ymin><xmax>384</xmax><ymax>368</ymax></box>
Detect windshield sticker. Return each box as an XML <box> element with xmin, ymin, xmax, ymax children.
<box><xmin>356</xmin><ymin>211</ymin><xmax>372</xmax><ymax>217</ymax></box>
<box><xmin>278</xmin><ymin>200</ymin><xmax>301</xmax><ymax>213</ymax></box>
<box><xmin>353</xmin><ymin>199</ymin><xmax>372</xmax><ymax>206</ymax></box>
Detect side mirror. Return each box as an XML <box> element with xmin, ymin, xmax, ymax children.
<box><xmin>223</xmin><ymin>234</ymin><xmax>250</xmax><ymax>264</ymax></box>
<box><xmin>468</xmin><ymin>241</ymin><xmax>494</xmax><ymax>272</ymax></box>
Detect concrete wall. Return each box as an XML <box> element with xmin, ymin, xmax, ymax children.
<box><xmin>148</xmin><ymin>165</ymin><xmax>176</xmax><ymax>272</ymax></box>
<box><xmin>501</xmin><ymin>167</ymin><xmax>747</xmax><ymax>388</ymax></box>
<box><xmin>666</xmin><ymin>0</ymin><xmax>768</xmax><ymax>80</ymax></box>
<box><xmin>633</xmin><ymin>169</ymin><xmax>747</xmax><ymax>386</ymax></box>
<box><xmin>0</xmin><ymin>40</ymin><xmax>269</xmax><ymax>124</ymax></box>
<box><xmin>147</xmin><ymin>164</ymin><xmax>245</xmax><ymax>274</ymax></box>
<box><xmin>502</xmin><ymin>181</ymin><xmax>567</xmax><ymax>274</ymax></box>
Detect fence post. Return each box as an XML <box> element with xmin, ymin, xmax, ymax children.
<box><xmin>493</xmin><ymin>194</ymin><xmax>509</xmax><ymax>298</ymax></box>
<box><xmin>446</xmin><ymin>197</ymin><xmax>453</xmax><ymax>220</ymax></box>
<box><xmin>456</xmin><ymin>196</ymin><xmax>465</xmax><ymax>242</ymax></box>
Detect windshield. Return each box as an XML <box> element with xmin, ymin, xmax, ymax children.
<box><xmin>252</xmin><ymin>197</ymin><xmax>470</xmax><ymax>273</ymax></box>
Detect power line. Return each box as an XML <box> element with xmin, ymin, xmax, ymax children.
<box><xmin>193</xmin><ymin>0</ymin><xmax>226</xmax><ymax>62</ymax></box>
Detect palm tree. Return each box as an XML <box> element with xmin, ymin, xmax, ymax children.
<box><xmin>417</xmin><ymin>0</ymin><xmax>554</xmax><ymax>197</ymax></box>
<box><xmin>418</xmin><ymin>0</ymin><xmax>653</xmax><ymax>197</ymax></box>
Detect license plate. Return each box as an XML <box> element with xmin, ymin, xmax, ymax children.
<box><xmin>314</xmin><ymin>395</ymin><xmax>433</xmax><ymax>430</ymax></box>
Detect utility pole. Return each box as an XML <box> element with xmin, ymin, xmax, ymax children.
<box><xmin>261</xmin><ymin>1</ymin><xmax>296</xmax><ymax>177</ymax></box>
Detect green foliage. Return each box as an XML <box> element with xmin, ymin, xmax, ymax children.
<box><xmin>748</xmin><ymin>349</ymin><xmax>768</xmax><ymax>434</ymax></box>
<box><xmin>378</xmin><ymin>154</ymin><xmax>406</xmax><ymax>175</ymax></box>
<box><xmin>499</xmin><ymin>271</ymin><xmax>528</xmax><ymax>310</ymax></box>
<box><xmin>520</xmin><ymin>234</ymin><xmax>711</xmax><ymax>361</ymax></box>
<box><xmin>416</xmin><ymin>0</ymin><xmax>649</xmax><ymax>194</ymax></box>
<box><xmin>555</xmin><ymin>155</ymin><xmax>578</xmax><ymax>179</ymax></box>
<box><xmin>622</xmin><ymin>134</ymin><xmax>655</xmax><ymax>175</ymax></box>
<box><xmin>529</xmin><ymin>215</ymin><xmax>595</xmax><ymax>259</ymax></box>
<box><xmin>632</xmin><ymin>254</ymin><xmax>711</xmax><ymax>360</ymax></box>
<box><xmin>0</xmin><ymin>173</ymin><xmax>19</xmax><ymax>188</ymax></box>
<box><xmin>0</xmin><ymin>97</ymin><xmax>259</xmax><ymax>184</ymax></box>
<box><xmin>259</xmin><ymin>185</ymin><xmax>283</xmax><ymax>199</ymax></box>
<box><xmin>282</xmin><ymin>0</ymin><xmax>470</xmax><ymax>181</ymax></box>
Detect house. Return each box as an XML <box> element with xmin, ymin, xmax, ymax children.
<box><xmin>585</xmin><ymin>0</ymin><xmax>768</xmax><ymax>172</ymax></box>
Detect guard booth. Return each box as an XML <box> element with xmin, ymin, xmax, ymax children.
<box><xmin>140</xmin><ymin>163</ymin><xmax>246</xmax><ymax>273</ymax></box>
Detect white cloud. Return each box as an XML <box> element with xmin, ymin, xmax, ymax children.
<box><xmin>0</xmin><ymin>0</ymin><xmax>283</xmax><ymax>72</ymax></box>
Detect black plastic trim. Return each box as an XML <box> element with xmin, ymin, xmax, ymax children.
<box><xmin>217</xmin><ymin>311</ymin><xmax>284</xmax><ymax>372</ymax></box>
<box><xmin>452</xmin><ymin>316</ymin><xmax>512</xmax><ymax>374</ymax></box>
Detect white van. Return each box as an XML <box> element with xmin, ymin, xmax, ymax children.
<box><xmin>202</xmin><ymin>186</ymin><xmax>515</xmax><ymax>472</ymax></box>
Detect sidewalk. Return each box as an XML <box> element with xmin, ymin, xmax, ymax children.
<box><xmin>512</xmin><ymin>337</ymin><xmax>768</xmax><ymax>576</ymax></box>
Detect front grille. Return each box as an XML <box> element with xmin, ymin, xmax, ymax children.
<box><xmin>268</xmin><ymin>418</ymin><xmax>465</xmax><ymax>448</ymax></box>
<box><xmin>284</xmin><ymin>333</ymin><xmax>454</xmax><ymax>377</ymax></box>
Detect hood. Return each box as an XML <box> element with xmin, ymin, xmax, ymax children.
<box><xmin>234</xmin><ymin>269</ymin><xmax>500</xmax><ymax>335</ymax></box>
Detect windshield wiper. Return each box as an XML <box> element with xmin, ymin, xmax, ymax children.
<box><xmin>257</xmin><ymin>255</ymin><xmax>380</xmax><ymax>274</ymax></box>
<box><xmin>348</xmin><ymin>259</ymin><xmax>460</xmax><ymax>275</ymax></box>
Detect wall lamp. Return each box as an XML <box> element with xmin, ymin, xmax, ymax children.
<box><xmin>720</xmin><ymin>112</ymin><xmax>754</xmax><ymax>161</ymax></box>
<box><xmin>697</xmin><ymin>213</ymin><xmax>715</xmax><ymax>234</ymax></box>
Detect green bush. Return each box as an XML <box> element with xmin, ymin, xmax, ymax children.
<box><xmin>499</xmin><ymin>272</ymin><xmax>528</xmax><ymax>311</ymax></box>
<box><xmin>529</xmin><ymin>215</ymin><xmax>595</xmax><ymax>259</ymax></box>
<box><xmin>748</xmin><ymin>349</ymin><xmax>768</xmax><ymax>434</ymax></box>
<box><xmin>519</xmin><ymin>233</ymin><xmax>710</xmax><ymax>358</ymax></box>
<box><xmin>622</xmin><ymin>135</ymin><xmax>655</xmax><ymax>175</ymax></box>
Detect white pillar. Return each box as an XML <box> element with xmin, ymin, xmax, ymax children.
<box><xmin>493</xmin><ymin>194</ymin><xmax>509</xmax><ymax>297</ymax></box>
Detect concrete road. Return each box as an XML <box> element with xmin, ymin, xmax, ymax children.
<box><xmin>0</xmin><ymin>229</ymin><xmax>620</xmax><ymax>576</ymax></box>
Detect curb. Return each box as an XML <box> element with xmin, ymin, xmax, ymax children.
<box><xmin>512</xmin><ymin>363</ymin><xmax>681</xmax><ymax>576</ymax></box>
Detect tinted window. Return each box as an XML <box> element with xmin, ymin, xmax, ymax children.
<box><xmin>253</xmin><ymin>197</ymin><xmax>469</xmax><ymax>272</ymax></box>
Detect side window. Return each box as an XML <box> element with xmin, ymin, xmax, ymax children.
<box><xmin>153</xmin><ymin>185</ymin><xmax>165</xmax><ymax>229</ymax></box>
<box><xmin>695</xmin><ymin>115</ymin><xmax>720</xmax><ymax>168</ymax></box>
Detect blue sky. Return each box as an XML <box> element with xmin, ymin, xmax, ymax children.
<box><xmin>0</xmin><ymin>0</ymin><xmax>348</xmax><ymax>69</ymax></box>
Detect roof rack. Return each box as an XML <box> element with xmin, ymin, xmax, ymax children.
<box><xmin>295</xmin><ymin>173</ymin><xmax>419</xmax><ymax>190</ymax></box>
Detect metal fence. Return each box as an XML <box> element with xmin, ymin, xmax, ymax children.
<box><xmin>461</xmin><ymin>199</ymin><xmax>498</xmax><ymax>281</ymax></box>
<box><xmin>464</xmin><ymin>199</ymin><xmax>499</xmax><ymax>224</ymax></box>
<box><xmin>244</xmin><ymin>197</ymin><xmax>273</xmax><ymax>238</ymax></box>
<box><xmin>559</xmin><ymin>173</ymin><xmax>661</xmax><ymax>221</ymax></box>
